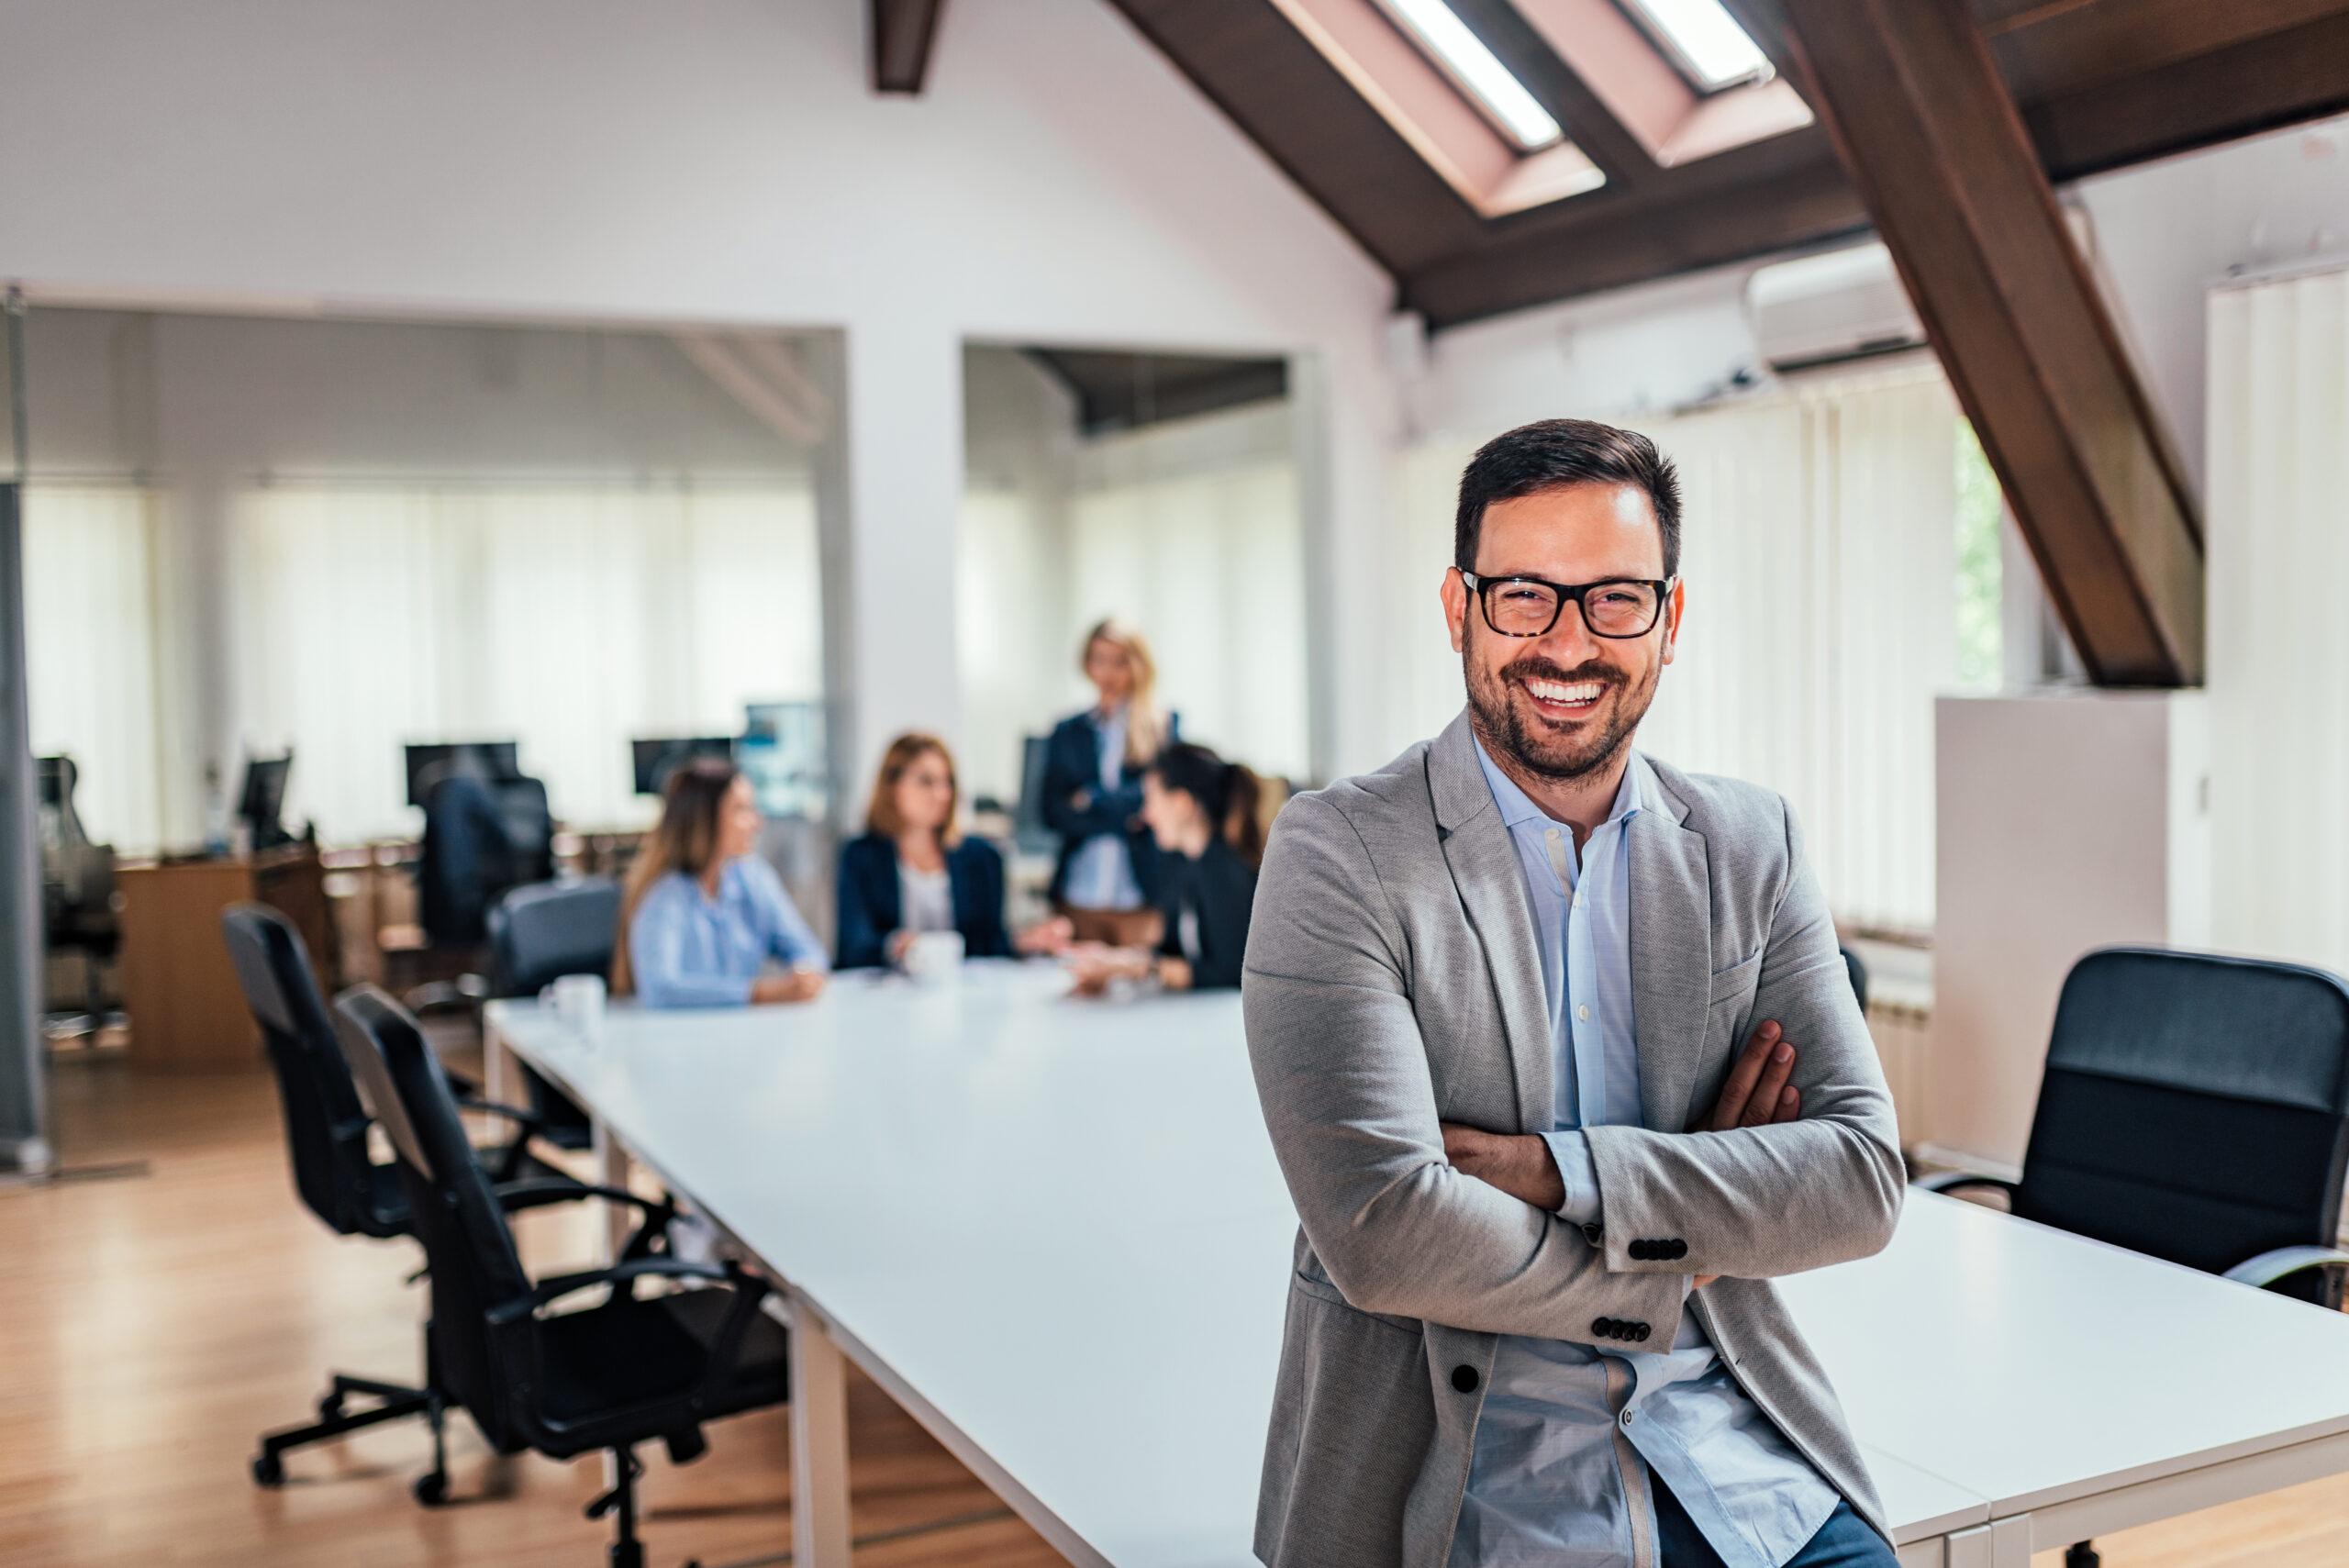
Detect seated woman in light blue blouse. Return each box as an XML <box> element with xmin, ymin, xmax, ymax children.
<box><xmin>611</xmin><ymin>755</ymin><xmax>828</xmax><ymax>1008</ymax></box>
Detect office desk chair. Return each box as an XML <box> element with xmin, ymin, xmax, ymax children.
<box><xmin>486</xmin><ymin>877</ymin><xmax>622</xmax><ymax>1151</ymax></box>
<box><xmin>336</xmin><ymin>985</ymin><xmax>788</xmax><ymax>1568</ymax></box>
<box><xmin>222</xmin><ymin>903</ymin><xmax>605</xmax><ymax>1500</ymax></box>
<box><xmin>1916</xmin><ymin>946</ymin><xmax>2349</xmax><ymax>1568</ymax></box>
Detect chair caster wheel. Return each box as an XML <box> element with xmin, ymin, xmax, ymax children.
<box><xmin>2064</xmin><ymin>1545</ymin><xmax>2100</xmax><ymax>1568</ymax></box>
<box><xmin>412</xmin><ymin>1471</ymin><xmax>450</xmax><ymax>1507</ymax></box>
<box><xmin>251</xmin><ymin>1452</ymin><xmax>286</xmax><ymax>1487</ymax></box>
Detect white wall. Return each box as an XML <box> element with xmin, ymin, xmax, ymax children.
<box><xmin>0</xmin><ymin>0</ymin><xmax>1398</xmax><ymax>794</ymax></box>
<box><xmin>2074</xmin><ymin>111</ymin><xmax>2349</xmax><ymax>499</ymax></box>
<box><xmin>1929</xmin><ymin>692</ymin><xmax>2208</xmax><ymax>1172</ymax></box>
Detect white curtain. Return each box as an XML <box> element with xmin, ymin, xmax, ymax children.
<box><xmin>1386</xmin><ymin>361</ymin><xmax>1963</xmax><ymax>933</ymax></box>
<box><xmin>237</xmin><ymin>482</ymin><xmax>822</xmax><ymax>842</ymax></box>
<box><xmin>20</xmin><ymin>484</ymin><xmax>167</xmax><ymax>852</ymax></box>
<box><xmin>1068</xmin><ymin>460</ymin><xmax>1309</xmax><ymax>783</ymax></box>
<box><xmin>2207</xmin><ymin>263</ymin><xmax>2349</xmax><ymax>975</ymax></box>
<box><xmin>956</xmin><ymin>401</ymin><xmax>1310</xmax><ymax>798</ymax></box>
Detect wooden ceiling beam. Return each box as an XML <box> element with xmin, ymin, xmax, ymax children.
<box><xmin>1405</xmin><ymin>151</ymin><xmax>1866</xmax><ymax>325</ymax></box>
<box><xmin>1983</xmin><ymin>0</ymin><xmax>2349</xmax><ymax>106</ymax></box>
<box><xmin>872</xmin><ymin>0</ymin><xmax>948</xmax><ymax>95</ymax></box>
<box><xmin>2022</xmin><ymin>8</ymin><xmax>2349</xmax><ymax>181</ymax></box>
<box><xmin>1761</xmin><ymin>0</ymin><xmax>2205</xmax><ymax>685</ymax></box>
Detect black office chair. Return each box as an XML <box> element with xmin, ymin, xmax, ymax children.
<box><xmin>1839</xmin><ymin>945</ymin><xmax>1868</xmax><ymax>1012</ymax></box>
<box><xmin>1916</xmin><ymin>946</ymin><xmax>2349</xmax><ymax>1568</ymax></box>
<box><xmin>221</xmin><ymin>903</ymin><xmax>600</xmax><ymax>1497</ymax></box>
<box><xmin>487</xmin><ymin>877</ymin><xmax>622</xmax><ymax>1151</ymax></box>
<box><xmin>334</xmin><ymin>984</ymin><xmax>788</xmax><ymax>1568</ymax></box>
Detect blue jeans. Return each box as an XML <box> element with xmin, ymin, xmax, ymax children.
<box><xmin>1656</xmin><ymin>1476</ymin><xmax>1898</xmax><ymax>1568</ymax></box>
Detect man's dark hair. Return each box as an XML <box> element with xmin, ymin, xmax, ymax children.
<box><xmin>1453</xmin><ymin>418</ymin><xmax>1682</xmax><ymax>578</ymax></box>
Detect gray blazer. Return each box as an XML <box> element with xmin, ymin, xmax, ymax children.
<box><xmin>1241</xmin><ymin>712</ymin><xmax>1903</xmax><ymax>1568</ymax></box>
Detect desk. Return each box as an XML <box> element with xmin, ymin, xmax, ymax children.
<box><xmin>487</xmin><ymin>964</ymin><xmax>2349</xmax><ymax>1568</ymax></box>
<box><xmin>117</xmin><ymin>844</ymin><xmax>330</xmax><ymax>1071</ymax></box>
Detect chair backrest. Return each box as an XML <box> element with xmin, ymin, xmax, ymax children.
<box><xmin>222</xmin><ymin>902</ymin><xmax>383</xmax><ymax>1236</ymax></box>
<box><xmin>487</xmin><ymin>877</ymin><xmax>621</xmax><ymax>998</ymax></box>
<box><xmin>332</xmin><ymin>984</ymin><xmax>535</xmax><ymax>1449</ymax></box>
<box><xmin>2018</xmin><ymin>947</ymin><xmax>2349</xmax><ymax>1300</ymax></box>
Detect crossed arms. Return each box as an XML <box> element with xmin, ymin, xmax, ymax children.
<box><xmin>1241</xmin><ymin>793</ymin><xmax>1903</xmax><ymax>1351</ymax></box>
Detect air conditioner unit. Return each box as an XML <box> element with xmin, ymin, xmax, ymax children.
<box><xmin>1747</xmin><ymin>242</ymin><xmax>1925</xmax><ymax>373</ymax></box>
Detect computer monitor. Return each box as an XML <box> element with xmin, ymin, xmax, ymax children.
<box><xmin>404</xmin><ymin>741</ymin><xmax>521</xmax><ymax>808</ymax></box>
<box><xmin>239</xmin><ymin>753</ymin><xmax>295</xmax><ymax>850</ymax></box>
<box><xmin>632</xmin><ymin>737</ymin><xmax>737</xmax><ymax>797</ymax></box>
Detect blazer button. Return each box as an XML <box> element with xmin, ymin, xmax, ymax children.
<box><xmin>1630</xmin><ymin>1240</ymin><xmax>1651</xmax><ymax>1261</ymax></box>
<box><xmin>1634</xmin><ymin>1323</ymin><xmax>1651</xmax><ymax>1341</ymax></box>
<box><xmin>1669</xmin><ymin>1240</ymin><xmax>1687</xmax><ymax>1260</ymax></box>
<box><xmin>1452</xmin><ymin>1364</ymin><xmax>1479</xmax><ymax>1394</ymax></box>
<box><xmin>1582</xmin><ymin>1221</ymin><xmax>1604</xmax><ymax>1246</ymax></box>
<box><xmin>1591</xmin><ymin>1318</ymin><xmax>1615</xmax><ymax>1339</ymax></box>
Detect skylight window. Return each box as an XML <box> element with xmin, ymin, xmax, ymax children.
<box><xmin>1376</xmin><ymin>0</ymin><xmax>1564</xmax><ymax>150</ymax></box>
<box><xmin>1620</xmin><ymin>0</ymin><xmax>1773</xmax><ymax>93</ymax></box>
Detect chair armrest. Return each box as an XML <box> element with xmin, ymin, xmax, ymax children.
<box><xmin>2222</xmin><ymin>1246</ymin><xmax>2349</xmax><ymax>1289</ymax></box>
<box><xmin>485</xmin><ymin>1257</ymin><xmax>729</xmax><ymax>1324</ymax></box>
<box><xmin>490</xmin><ymin>1176</ymin><xmax>594</xmax><ymax>1214</ymax></box>
<box><xmin>1913</xmin><ymin>1171</ymin><xmax>2020</xmax><ymax>1199</ymax></box>
<box><xmin>493</xmin><ymin>1179</ymin><xmax>666</xmax><ymax>1213</ymax></box>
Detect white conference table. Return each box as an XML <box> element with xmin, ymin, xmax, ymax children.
<box><xmin>486</xmin><ymin>962</ymin><xmax>2349</xmax><ymax>1568</ymax></box>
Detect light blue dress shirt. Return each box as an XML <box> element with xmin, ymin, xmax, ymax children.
<box><xmin>629</xmin><ymin>855</ymin><xmax>829</xmax><ymax>1009</ymax></box>
<box><xmin>1452</xmin><ymin>740</ymin><xmax>1841</xmax><ymax>1568</ymax></box>
<box><xmin>1063</xmin><ymin>705</ymin><xmax>1146</xmax><ymax>911</ymax></box>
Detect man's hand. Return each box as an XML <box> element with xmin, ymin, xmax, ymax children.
<box><xmin>1704</xmin><ymin>1019</ymin><xmax>1802</xmax><ymax>1131</ymax></box>
<box><xmin>1440</xmin><ymin>1124</ymin><xmax>1566</xmax><ymax>1211</ymax></box>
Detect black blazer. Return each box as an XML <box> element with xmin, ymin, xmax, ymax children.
<box><xmin>1041</xmin><ymin>709</ymin><xmax>1172</xmax><ymax>905</ymax></box>
<box><xmin>835</xmin><ymin>833</ymin><xmax>1012</xmax><ymax>970</ymax></box>
<box><xmin>1154</xmin><ymin>836</ymin><xmax>1258</xmax><ymax>991</ymax></box>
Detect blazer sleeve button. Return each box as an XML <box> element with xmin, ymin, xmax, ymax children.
<box><xmin>1452</xmin><ymin>1364</ymin><xmax>1480</xmax><ymax>1394</ymax></box>
<box><xmin>1670</xmin><ymin>1240</ymin><xmax>1687</xmax><ymax>1260</ymax></box>
<box><xmin>1634</xmin><ymin>1323</ymin><xmax>1651</xmax><ymax>1341</ymax></box>
<box><xmin>1591</xmin><ymin>1318</ymin><xmax>1615</xmax><ymax>1339</ymax></box>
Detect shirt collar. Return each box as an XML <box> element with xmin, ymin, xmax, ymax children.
<box><xmin>1472</xmin><ymin>734</ymin><xmax>1649</xmax><ymax>832</ymax></box>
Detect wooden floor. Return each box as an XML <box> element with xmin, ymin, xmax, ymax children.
<box><xmin>6</xmin><ymin>1048</ymin><xmax>2348</xmax><ymax>1568</ymax></box>
<box><xmin>1</xmin><ymin>1047</ymin><xmax>1067</xmax><ymax>1568</ymax></box>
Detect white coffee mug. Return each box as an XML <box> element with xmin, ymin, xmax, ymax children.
<box><xmin>551</xmin><ymin>972</ymin><xmax>607</xmax><ymax>1032</ymax></box>
<box><xmin>905</xmin><ymin>929</ymin><xmax>965</xmax><ymax>986</ymax></box>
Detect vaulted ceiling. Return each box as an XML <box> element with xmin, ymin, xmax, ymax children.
<box><xmin>1097</xmin><ymin>0</ymin><xmax>2349</xmax><ymax>328</ymax></box>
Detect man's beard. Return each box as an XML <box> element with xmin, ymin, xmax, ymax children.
<box><xmin>1464</xmin><ymin>636</ymin><xmax>1661</xmax><ymax>783</ymax></box>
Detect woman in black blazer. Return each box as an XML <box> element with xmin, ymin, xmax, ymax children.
<box><xmin>836</xmin><ymin>733</ymin><xmax>1069</xmax><ymax>971</ymax></box>
<box><xmin>1041</xmin><ymin>620</ymin><xmax>1174</xmax><ymax>948</ymax></box>
<box><xmin>1070</xmin><ymin>742</ymin><xmax>1264</xmax><ymax>995</ymax></box>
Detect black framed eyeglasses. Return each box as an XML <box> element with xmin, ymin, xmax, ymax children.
<box><xmin>1458</xmin><ymin>571</ymin><xmax>1674</xmax><ymax>639</ymax></box>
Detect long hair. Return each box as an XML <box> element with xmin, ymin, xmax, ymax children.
<box><xmin>611</xmin><ymin>755</ymin><xmax>740</xmax><ymax>996</ymax></box>
<box><xmin>1081</xmin><ymin>618</ymin><xmax>1166</xmax><ymax>769</ymax></box>
<box><xmin>863</xmin><ymin>731</ymin><xmax>963</xmax><ymax>847</ymax></box>
<box><xmin>1150</xmin><ymin>741</ymin><xmax>1266</xmax><ymax>873</ymax></box>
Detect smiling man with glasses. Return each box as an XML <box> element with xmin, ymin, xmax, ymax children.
<box><xmin>1242</xmin><ymin>419</ymin><xmax>1903</xmax><ymax>1568</ymax></box>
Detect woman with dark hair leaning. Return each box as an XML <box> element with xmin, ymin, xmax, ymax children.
<box><xmin>612</xmin><ymin>755</ymin><xmax>829</xmax><ymax>1007</ymax></box>
<box><xmin>836</xmin><ymin>732</ymin><xmax>1072</xmax><ymax>970</ymax></box>
<box><xmin>1069</xmin><ymin>741</ymin><xmax>1264</xmax><ymax>996</ymax></box>
<box><xmin>1041</xmin><ymin>618</ymin><xmax>1173</xmax><ymax>949</ymax></box>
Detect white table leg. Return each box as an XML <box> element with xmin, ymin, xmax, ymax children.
<box><xmin>1943</xmin><ymin>1518</ymin><xmax>2031</xmax><ymax>1568</ymax></box>
<box><xmin>591</xmin><ymin>1117</ymin><xmax>632</xmax><ymax>1265</ymax></box>
<box><xmin>482</xmin><ymin>1014</ymin><xmax>516</xmax><ymax>1109</ymax></box>
<box><xmin>1894</xmin><ymin>1535</ymin><xmax>1945</xmax><ymax>1568</ymax></box>
<box><xmin>789</xmin><ymin>1292</ymin><xmax>853</xmax><ymax>1568</ymax></box>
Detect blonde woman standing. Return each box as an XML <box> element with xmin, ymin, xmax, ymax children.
<box><xmin>1041</xmin><ymin>619</ymin><xmax>1174</xmax><ymax>947</ymax></box>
